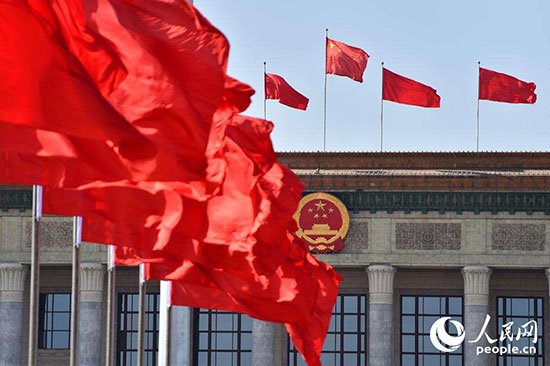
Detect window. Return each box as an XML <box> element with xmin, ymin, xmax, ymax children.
<box><xmin>401</xmin><ymin>295</ymin><xmax>463</xmax><ymax>366</ymax></box>
<box><xmin>38</xmin><ymin>293</ymin><xmax>71</xmax><ymax>349</ymax></box>
<box><xmin>194</xmin><ymin>309</ymin><xmax>252</xmax><ymax>366</ymax></box>
<box><xmin>288</xmin><ymin>294</ymin><xmax>367</xmax><ymax>366</ymax></box>
<box><xmin>117</xmin><ymin>293</ymin><xmax>160</xmax><ymax>366</ymax></box>
<box><xmin>496</xmin><ymin>297</ymin><xmax>544</xmax><ymax>366</ymax></box>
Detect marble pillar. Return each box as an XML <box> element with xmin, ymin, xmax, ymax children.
<box><xmin>462</xmin><ymin>265</ymin><xmax>491</xmax><ymax>366</ymax></box>
<box><xmin>78</xmin><ymin>263</ymin><xmax>105</xmax><ymax>366</ymax></box>
<box><xmin>252</xmin><ymin>320</ymin><xmax>276</xmax><ymax>366</ymax></box>
<box><xmin>367</xmin><ymin>265</ymin><xmax>396</xmax><ymax>366</ymax></box>
<box><xmin>169</xmin><ymin>306</ymin><xmax>192</xmax><ymax>366</ymax></box>
<box><xmin>0</xmin><ymin>263</ymin><xmax>26</xmax><ymax>366</ymax></box>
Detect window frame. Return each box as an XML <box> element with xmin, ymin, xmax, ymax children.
<box><xmin>117</xmin><ymin>292</ymin><xmax>160</xmax><ymax>366</ymax></box>
<box><xmin>400</xmin><ymin>295</ymin><xmax>464</xmax><ymax>366</ymax></box>
<box><xmin>193</xmin><ymin>309</ymin><xmax>252</xmax><ymax>366</ymax></box>
<box><xmin>38</xmin><ymin>293</ymin><xmax>72</xmax><ymax>350</ymax></box>
<box><xmin>287</xmin><ymin>294</ymin><xmax>367</xmax><ymax>366</ymax></box>
<box><xmin>496</xmin><ymin>295</ymin><xmax>545</xmax><ymax>366</ymax></box>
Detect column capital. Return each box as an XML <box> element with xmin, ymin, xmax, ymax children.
<box><xmin>366</xmin><ymin>265</ymin><xmax>396</xmax><ymax>304</ymax></box>
<box><xmin>462</xmin><ymin>265</ymin><xmax>491</xmax><ymax>306</ymax></box>
<box><xmin>0</xmin><ymin>263</ymin><xmax>27</xmax><ymax>302</ymax></box>
<box><xmin>80</xmin><ymin>263</ymin><xmax>105</xmax><ymax>302</ymax></box>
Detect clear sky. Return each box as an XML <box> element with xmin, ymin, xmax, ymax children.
<box><xmin>195</xmin><ymin>0</ymin><xmax>549</xmax><ymax>152</ymax></box>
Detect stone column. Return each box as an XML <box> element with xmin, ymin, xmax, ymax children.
<box><xmin>252</xmin><ymin>320</ymin><xmax>276</xmax><ymax>366</ymax></box>
<box><xmin>367</xmin><ymin>265</ymin><xmax>396</xmax><ymax>366</ymax></box>
<box><xmin>78</xmin><ymin>263</ymin><xmax>105</xmax><ymax>366</ymax></box>
<box><xmin>169</xmin><ymin>306</ymin><xmax>192</xmax><ymax>365</ymax></box>
<box><xmin>462</xmin><ymin>265</ymin><xmax>491</xmax><ymax>366</ymax></box>
<box><xmin>0</xmin><ymin>263</ymin><xmax>26</xmax><ymax>366</ymax></box>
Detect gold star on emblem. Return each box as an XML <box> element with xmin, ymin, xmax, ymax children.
<box><xmin>314</xmin><ymin>201</ymin><xmax>326</xmax><ymax>211</ymax></box>
<box><xmin>314</xmin><ymin>213</ymin><xmax>319</xmax><ymax>219</ymax></box>
<box><xmin>307</xmin><ymin>208</ymin><xmax>313</xmax><ymax>213</ymax></box>
<box><xmin>322</xmin><ymin>213</ymin><xmax>328</xmax><ymax>219</ymax></box>
<box><xmin>328</xmin><ymin>208</ymin><xmax>334</xmax><ymax>213</ymax></box>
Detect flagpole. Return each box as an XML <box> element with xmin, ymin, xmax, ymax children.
<box><xmin>380</xmin><ymin>62</ymin><xmax>384</xmax><ymax>152</ymax></box>
<box><xmin>263</xmin><ymin>61</ymin><xmax>267</xmax><ymax>120</ymax></box>
<box><xmin>323</xmin><ymin>28</ymin><xmax>328</xmax><ymax>152</ymax></box>
<box><xmin>27</xmin><ymin>185</ymin><xmax>42</xmax><ymax>366</ymax></box>
<box><xmin>137</xmin><ymin>263</ymin><xmax>147</xmax><ymax>366</ymax></box>
<box><xmin>158</xmin><ymin>281</ymin><xmax>171</xmax><ymax>366</ymax></box>
<box><xmin>476</xmin><ymin>61</ymin><xmax>481</xmax><ymax>152</ymax></box>
<box><xmin>70</xmin><ymin>216</ymin><xmax>82</xmax><ymax>366</ymax></box>
<box><xmin>105</xmin><ymin>245</ymin><xmax>116</xmax><ymax>366</ymax></box>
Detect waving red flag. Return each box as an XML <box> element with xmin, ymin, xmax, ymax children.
<box><xmin>265</xmin><ymin>73</ymin><xmax>309</xmax><ymax>110</ymax></box>
<box><xmin>382</xmin><ymin>68</ymin><xmax>441</xmax><ymax>108</ymax></box>
<box><xmin>0</xmin><ymin>0</ymin><xmax>243</xmax><ymax>194</ymax></box>
<box><xmin>326</xmin><ymin>38</ymin><xmax>369</xmax><ymax>82</ymax></box>
<box><xmin>479</xmin><ymin>67</ymin><xmax>537</xmax><ymax>104</ymax></box>
<box><xmin>0</xmin><ymin>0</ymin><xmax>153</xmax><ymax>157</ymax></box>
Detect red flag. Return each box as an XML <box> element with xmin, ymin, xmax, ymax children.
<box><xmin>265</xmin><ymin>73</ymin><xmax>309</xmax><ymax>110</ymax></box>
<box><xmin>0</xmin><ymin>0</ymin><xmax>243</xmax><ymax>194</ymax></box>
<box><xmin>382</xmin><ymin>68</ymin><xmax>441</xmax><ymax>108</ymax></box>
<box><xmin>479</xmin><ymin>67</ymin><xmax>537</xmax><ymax>104</ymax></box>
<box><xmin>0</xmin><ymin>0</ymin><xmax>154</xmax><ymax>158</ymax></box>
<box><xmin>326</xmin><ymin>38</ymin><xmax>369</xmax><ymax>82</ymax></box>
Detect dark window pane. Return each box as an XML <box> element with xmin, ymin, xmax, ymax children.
<box><xmin>423</xmin><ymin>298</ymin><xmax>440</xmax><ymax>315</ymax></box>
<box><xmin>52</xmin><ymin>332</ymin><xmax>69</xmax><ymax>349</ymax></box>
<box><xmin>53</xmin><ymin>313</ymin><xmax>70</xmax><ymax>331</ymax></box>
<box><xmin>343</xmin><ymin>296</ymin><xmax>358</xmax><ymax>313</ymax></box>
<box><xmin>448</xmin><ymin>297</ymin><xmax>462</xmax><ymax>315</ymax></box>
<box><xmin>53</xmin><ymin>294</ymin><xmax>71</xmax><ymax>311</ymax></box>
<box><xmin>402</xmin><ymin>296</ymin><xmax>415</xmax><ymax>314</ymax></box>
<box><xmin>343</xmin><ymin>315</ymin><xmax>357</xmax><ymax>332</ymax></box>
<box><xmin>402</xmin><ymin>315</ymin><xmax>415</xmax><ymax>333</ymax></box>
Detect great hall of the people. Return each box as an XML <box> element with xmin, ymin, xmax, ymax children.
<box><xmin>1</xmin><ymin>152</ymin><xmax>550</xmax><ymax>366</ymax></box>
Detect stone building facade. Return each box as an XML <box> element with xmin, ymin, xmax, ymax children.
<box><xmin>1</xmin><ymin>152</ymin><xmax>550</xmax><ymax>366</ymax></box>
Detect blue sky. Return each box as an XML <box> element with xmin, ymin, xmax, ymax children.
<box><xmin>195</xmin><ymin>0</ymin><xmax>549</xmax><ymax>152</ymax></box>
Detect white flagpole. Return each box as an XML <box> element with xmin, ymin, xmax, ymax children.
<box><xmin>137</xmin><ymin>263</ymin><xmax>147</xmax><ymax>366</ymax></box>
<box><xmin>380</xmin><ymin>62</ymin><xmax>385</xmax><ymax>152</ymax></box>
<box><xmin>27</xmin><ymin>185</ymin><xmax>42</xmax><ymax>366</ymax></box>
<box><xmin>476</xmin><ymin>61</ymin><xmax>481</xmax><ymax>152</ymax></box>
<box><xmin>323</xmin><ymin>28</ymin><xmax>328</xmax><ymax>152</ymax></box>
<box><xmin>105</xmin><ymin>245</ymin><xmax>116</xmax><ymax>366</ymax></box>
<box><xmin>158</xmin><ymin>281</ymin><xmax>172</xmax><ymax>366</ymax></box>
<box><xmin>264</xmin><ymin>61</ymin><xmax>267</xmax><ymax>121</ymax></box>
<box><xmin>70</xmin><ymin>216</ymin><xmax>82</xmax><ymax>366</ymax></box>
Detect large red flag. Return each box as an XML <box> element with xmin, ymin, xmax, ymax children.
<box><xmin>326</xmin><ymin>38</ymin><xmax>369</xmax><ymax>82</ymax></box>
<box><xmin>265</xmin><ymin>73</ymin><xmax>309</xmax><ymax>110</ymax></box>
<box><xmin>43</xmin><ymin>114</ymin><xmax>301</xmax><ymax>275</ymax></box>
<box><xmin>382</xmin><ymin>68</ymin><xmax>441</xmax><ymax>108</ymax></box>
<box><xmin>0</xmin><ymin>0</ymin><xmax>154</xmax><ymax>158</ymax></box>
<box><xmin>479</xmin><ymin>67</ymin><xmax>537</xmax><ymax>104</ymax></box>
<box><xmin>0</xmin><ymin>0</ymin><xmax>243</xmax><ymax>194</ymax></box>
